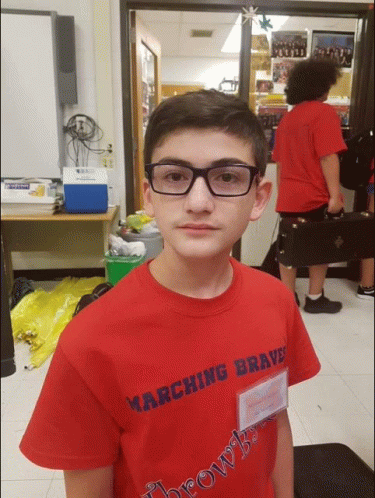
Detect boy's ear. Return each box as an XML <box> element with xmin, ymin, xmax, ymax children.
<box><xmin>143</xmin><ymin>178</ymin><xmax>155</xmax><ymax>217</ymax></box>
<box><xmin>249</xmin><ymin>178</ymin><xmax>272</xmax><ymax>221</ymax></box>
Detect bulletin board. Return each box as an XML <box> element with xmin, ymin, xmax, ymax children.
<box><xmin>1</xmin><ymin>10</ymin><xmax>64</xmax><ymax>179</ymax></box>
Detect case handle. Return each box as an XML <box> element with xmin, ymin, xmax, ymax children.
<box><xmin>324</xmin><ymin>208</ymin><xmax>345</xmax><ymax>220</ymax></box>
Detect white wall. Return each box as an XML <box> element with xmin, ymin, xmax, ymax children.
<box><xmin>109</xmin><ymin>0</ymin><xmax>126</xmax><ymax>219</ymax></box>
<box><xmin>1</xmin><ymin>0</ymin><xmax>99</xmax><ymax>125</ymax></box>
<box><xmin>2</xmin><ymin>0</ymin><xmax>123</xmax><ymax>270</ymax></box>
<box><xmin>1</xmin><ymin>0</ymin><xmax>99</xmax><ymax>152</ymax></box>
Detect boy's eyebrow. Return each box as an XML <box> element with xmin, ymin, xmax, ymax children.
<box><xmin>153</xmin><ymin>157</ymin><xmax>252</xmax><ymax>167</ymax></box>
<box><xmin>154</xmin><ymin>157</ymin><xmax>192</xmax><ymax>167</ymax></box>
<box><xmin>211</xmin><ymin>158</ymin><xmax>253</xmax><ymax>167</ymax></box>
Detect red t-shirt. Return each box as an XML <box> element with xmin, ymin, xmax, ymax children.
<box><xmin>272</xmin><ymin>100</ymin><xmax>347</xmax><ymax>212</ymax></box>
<box><xmin>20</xmin><ymin>259</ymin><xmax>320</xmax><ymax>498</ymax></box>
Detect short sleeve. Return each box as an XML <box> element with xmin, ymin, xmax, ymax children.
<box><xmin>20</xmin><ymin>344</ymin><xmax>120</xmax><ymax>470</ymax></box>
<box><xmin>312</xmin><ymin>106</ymin><xmax>347</xmax><ymax>158</ymax></box>
<box><xmin>285</xmin><ymin>304</ymin><xmax>321</xmax><ymax>387</ymax></box>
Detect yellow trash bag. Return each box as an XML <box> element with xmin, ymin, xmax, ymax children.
<box><xmin>11</xmin><ymin>276</ymin><xmax>105</xmax><ymax>369</ymax></box>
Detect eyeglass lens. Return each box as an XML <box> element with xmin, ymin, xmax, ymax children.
<box><xmin>150</xmin><ymin>164</ymin><xmax>253</xmax><ymax>195</ymax></box>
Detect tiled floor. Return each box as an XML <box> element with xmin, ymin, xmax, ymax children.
<box><xmin>1</xmin><ymin>278</ymin><xmax>374</xmax><ymax>497</ymax></box>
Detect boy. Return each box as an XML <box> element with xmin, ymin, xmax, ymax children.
<box><xmin>272</xmin><ymin>59</ymin><xmax>347</xmax><ymax>313</ymax></box>
<box><xmin>20</xmin><ymin>90</ymin><xmax>320</xmax><ymax>497</ymax></box>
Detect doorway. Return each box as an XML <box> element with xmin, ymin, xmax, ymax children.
<box><xmin>120</xmin><ymin>0</ymin><xmax>373</xmax><ymax>262</ymax></box>
<box><xmin>129</xmin><ymin>9</ymin><xmax>243</xmax><ymax>212</ymax></box>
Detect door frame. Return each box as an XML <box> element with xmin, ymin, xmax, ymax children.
<box><xmin>130</xmin><ymin>11</ymin><xmax>161</xmax><ymax>211</ymax></box>
<box><xmin>119</xmin><ymin>0</ymin><xmax>372</xmax><ymax>260</ymax></box>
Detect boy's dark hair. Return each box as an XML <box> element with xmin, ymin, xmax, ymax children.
<box><xmin>144</xmin><ymin>89</ymin><xmax>268</xmax><ymax>175</ymax></box>
<box><xmin>285</xmin><ymin>58</ymin><xmax>342</xmax><ymax>105</ymax></box>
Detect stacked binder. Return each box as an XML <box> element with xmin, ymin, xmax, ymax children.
<box><xmin>1</xmin><ymin>179</ymin><xmax>63</xmax><ymax>216</ymax></box>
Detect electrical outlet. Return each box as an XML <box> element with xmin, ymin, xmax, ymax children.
<box><xmin>76</xmin><ymin>117</ymin><xmax>86</xmax><ymax>138</ymax></box>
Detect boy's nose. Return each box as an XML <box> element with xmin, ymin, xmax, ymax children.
<box><xmin>184</xmin><ymin>176</ymin><xmax>214</xmax><ymax>212</ymax></box>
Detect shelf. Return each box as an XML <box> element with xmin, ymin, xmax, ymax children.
<box><xmin>1</xmin><ymin>206</ymin><xmax>119</xmax><ymax>222</ymax></box>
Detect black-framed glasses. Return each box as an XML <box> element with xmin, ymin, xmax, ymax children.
<box><xmin>145</xmin><ymin>163</ymin><xmax>259</xmax><ymax>197</ymax></box>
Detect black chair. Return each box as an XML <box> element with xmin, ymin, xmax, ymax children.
<box><xmin>294</xmin><ymin>443</ymin><xmax>374</xmax><ymax>498</ymax></box>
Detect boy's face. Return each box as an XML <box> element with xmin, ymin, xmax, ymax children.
<box><xmin>143</xmin><ymin>129</ymin><xmax>271</xmax><ymax>261</ymax></box>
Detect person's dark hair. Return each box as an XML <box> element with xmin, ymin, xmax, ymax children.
<box><xmin>144</xmin><ymin>89</ymin><xmax>268</xmax><ymax>175</ymax></box>
<box><xmin>285</xmin><ymin>58</ymin><xmax>342</xmax><ymax>105</ymax></box>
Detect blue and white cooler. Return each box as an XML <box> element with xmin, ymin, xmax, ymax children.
<box><xmin>63</xmin><ymin>167</ymin><xmax>108</xmax><ymax>214</ymax></box>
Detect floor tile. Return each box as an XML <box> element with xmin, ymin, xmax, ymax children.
<box><xmin>301</xmin><ymin>412</ymin><xmax>374</xmax><ymax>469</ymax></box>
<box><xmin>1</xmin><ymin>420</ymin><xmax>55</xmax><ymax>481</ymax></box>
<box><xmin>287</xmin><ymin>406</ymin><xmax>312</xmax><ymax>446</ymax></box>
<box><xmin>341</xmin><ymin>375</ymin><xmax>374</xmax><ymax>417</ymax></box>
<box><xmin>311</xmin><ymin>344</ymin><xmax>338</xmax><ymax>375</ymax></box>
<box><xmin>290</xmin><ymin>374</ymin><xmax>370</xmax><ymax>419</ymax></box>
<box><xmin>4</xmin><ymin>343</ymin><xmax>50</xmax><ymax>382</ymax></box>
<box><xmin>2</xmin><ymin>378</ymin><xmax>45</xmax><ymax>422</ymax></box>
<box><xmin>1</xmin><ymin>479</ymin><xmax>52</xmax><ymax>498</ymax></box>
<box><xmin>46</xmin><ymin>479</ymin><xmax>66</xmax><ymax>498</ymax></box>
<box><xmin>1</xmin><ymin>378</ymin><xmax>22</xmax><ymax>420</ymax></box>
<box><xmin>289</xmin><ymin>375</ymin><xmax>374</xmax><ymax>468</ymax></box>
<box><xmin>308</xmin><ymin>331</ymin><xmax>373</xmax><ymax>375</ymax></box>
<box><xmin>301</xmin><ymin>309</ymin><xmax>374</xmax><ymax>375</ymax></box>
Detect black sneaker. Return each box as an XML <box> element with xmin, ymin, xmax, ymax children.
<box><xmin>357</xmin><ymin>285</ymin><xmax>374</xmax><ymax>300</ymax></box>
<box><xmin>304</xmin><ymin>291</ymin><xmax>342</xmax><ymax>314</ymax></box>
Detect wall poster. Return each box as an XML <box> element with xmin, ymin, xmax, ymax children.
<box><xmin>272</xmin><ymin>59</ymin><xmax>296</xmax><ymax>85</ymax></box>
<box><xmin>256</xmin><ymin>80</ymin><xmax>274</xmax><ymax>93</ymax></box>
<box><xmin>311</xmin><ymin>31</ymin><xmax>355</xmax><ymax>68</ymax></box>
<box><xmin>332</xmin><ymin>104</ymin><xmax>350</xmax><ymax>127</ymax></box>
<box><xmin>271</xmin><ymin>31</ymin><xmax>308</xmax><ymax>58</ymax></box>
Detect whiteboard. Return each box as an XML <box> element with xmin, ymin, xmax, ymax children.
<box><xmin>1</xmin><ymin>11</ymin><xmax>64</xmax><ymax>179</ymax></box>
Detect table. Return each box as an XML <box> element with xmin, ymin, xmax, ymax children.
<box><xmin>1</xmin><ymin>206</ymin><xmax>119</xmax><ymax>290</ymax></box>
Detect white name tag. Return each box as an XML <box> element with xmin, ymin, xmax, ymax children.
<box><xmin>237</xmin><ymin>369</ymin><xmax>288</xmax><ymax>431</ymax></box>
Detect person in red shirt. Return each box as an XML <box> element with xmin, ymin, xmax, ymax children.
<box><xmin>357</xmin><ymin>158</ymin><xmax>374</xmax><ymax>299</ymax></box>
<box><xmin>20</xmin><ymin>90</ymin><xmax>320</xmax><ymax>497</ymax></box>
<box><xmin>272</xmin><ymin>59</ymin><xmax>347</xmax><ymax>313</ymax></box>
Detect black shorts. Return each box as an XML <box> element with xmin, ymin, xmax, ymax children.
<box><xmin>278</xmin><ymin>204</ymin><xmax>328</xmax><ymax>222</ymax></box>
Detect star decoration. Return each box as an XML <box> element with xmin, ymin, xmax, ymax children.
<box><xmin>259</xmin><ymin>14</ymin><xmax>273</xmax><ymax>31</ymax></box>
<box><xmin>241</xmin><ymin>6</ymin><xmax>260</xmax><ymax>26</ymax></box>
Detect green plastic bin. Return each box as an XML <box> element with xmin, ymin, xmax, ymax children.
<box><xmin>105</xmin><ymin>252</ymin><xmax>145</xmax><ymax>285</ymax></box>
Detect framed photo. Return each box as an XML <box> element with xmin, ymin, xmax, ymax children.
<box><xmin>311</xmin><ymin>31</ymin><xmax>355</xmax><ymax>68</ymax></box>
<box><xmin>256</xmin><ymin>80</ymin><xmax>274</xmax><ymax>93</ymax></box>
<box><xmin>272</xmin><ymin>59</ymin><xmax>296</xmax><ymax>85</ymax></box>
<box><xmin>332</xmin><ymin>104</ymin><xmax>350</xmax><ymax>127</ymax></box>
<box><xmin>271</xmin><ymin>31</ymin><xmax>308</xmax><ymax>58</ymax></box>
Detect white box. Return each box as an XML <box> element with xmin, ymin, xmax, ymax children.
<box><xmin>63</xmin><ymin>167</ymin><xmax>108</xmax><ymax>214</ymax></box>
<box><xmin>63</xmin><ymin>167</ymin><xmax>108</xmax><ymax>185</ymax></box>
<box><xmin>1</xmin><ymin>179</ymin><xmax>56</xmax><ymax>203</ymax></box>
